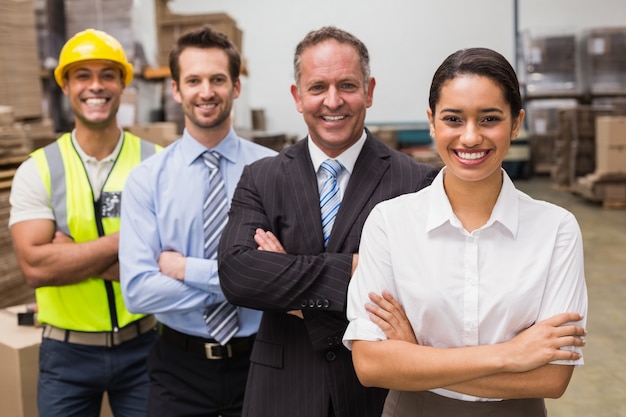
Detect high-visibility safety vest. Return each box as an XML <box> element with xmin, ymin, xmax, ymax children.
<box><xmin>30</xmin><ymin>131</ymin><xmax>161</xmax><ymax>332</ymax></box>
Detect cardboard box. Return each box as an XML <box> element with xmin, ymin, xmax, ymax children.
<box><xmin>117</xmin><ymin>87</ymin><xmax>139</xmax><ymax>128</ymax></box>
<box><xmin>584</xmin><ymin>27</ymin><xmax>626</xmax><ymax>94</ymax></box>
<box><xmin>574</xmin><ymin>172</ymin><xmax>626</xmax><ymax>208</ymax></box>
<box><xmin>126</xmin><ymin>122</ymin><xmax>179</xmax><ymax>147</ymax></box>
<box><xmin>0</xmin><ymin>0</ymin><xmax>44</xmax><ymax>120</ymax></box>
<box><xmin>155</xmin><ymin>5</ymin><xmax>243</xmax><ymax>67</ymax></box>
<box><xmin>0</xmin><ymin>306</ymin><xmax>40</xmax><ymax>417</ymax></box>
<box><xmin>0</xmin><ymin>306</ymin><xmax>114</xmax><ymax>417</ymax></box>
<box><xmin>523</xmin><ymin>30</ymin><xmax>582</xmax><ymax>96</ymax></box>
<box><xmin>596</xmin><ymin>116</ymin><xmax>626</xmax><ymax>174</ymax></box>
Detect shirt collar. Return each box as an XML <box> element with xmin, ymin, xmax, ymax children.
<box><xmin>491</xmin><ymin>170</ymin><xmax>519</xmax><ymax>237</ymax></box>
<box><xmin>71</xmin><ymin>128</ymin><xmax>124</xmax><ymax>163</ymax></box>
<box><xmin>426</xmin><ymin>168</ymin><xmax>519</xmax><ymax>237</ymax></box>
<box><xmin>307</xmin><ymin>129</ymin><xmax>367</xmax><ymax>174</ymax></box>
<box><xmin>180</xmin><ymin>126</ymin><xmax>239</xmax><ymax>166</ymax></box>
<box><xmin>426</xmin><ymin>169</ymin><xmax>454</xmax><ymax>231</ymax></box>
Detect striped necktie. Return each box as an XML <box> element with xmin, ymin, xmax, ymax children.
<box><xmin>319</xmin><ymin>159</ymin><xmax>344</xmax><ymax>248</ymax></box>
<box><xmin>201</xmin><ymin>151</ymin><xmax>239</xmax><ymax>345</ymax></box>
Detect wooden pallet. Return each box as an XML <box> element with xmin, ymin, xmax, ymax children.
<box><xmin>573</xmin><ymin>172</ymin><xmax>626</xmax><ymax>209</ymax></box>
<box><xmin>0</xmin><ymin>155</ymin><xmax>27</xmax><ymax>191</ymax></box>
<box><xmin>602</xmin><ymin>199</ymin><xmax>626</xmax><ymax>209</ymax></box>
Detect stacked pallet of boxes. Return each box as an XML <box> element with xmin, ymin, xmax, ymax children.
<box><xmin>551</xmin><ymin>105</ymin><xmax>618</xmax><ymax>189</ymax></box>
<box><xmin>0</xmin><ymin>0</ymin><xmax>43</xmax><ymax>122</ymax></box>
<box><xmin>526</xmin><ymin>99</ymin><xmax>577</xmax><ymax>175</ymax></box>
<box><xmin>580</xmin><ymin>28</ymin><xmax>626</xmax><ymax>206</ymax></box>
<box><xmin>582</xmin><ymin>27</ymin><xmax>626</xmax><ymax>96</ymax></box>
<box><xmin>523</xmin><ymin>26</ymin><xmax>626</xmax><ymax>190</ymax></box>
<box><xmin>0</xmin><ymin>106</ymin><xmax>35</xmax><ymax>309</ymax></box>
<box><xmin>64</xmin><ymin>0</ymin><xmax>135</xmax><ymax>63</ymax></box>
<box><xmin>574</xmin><ymin>116</ymin><xmax>626</xmax><ymax>208</ymax></box>
<box><xmin>522</xmin><ymin>30</ymin><xmax>584</xmax><ymax>178</ymax></box>
<box><xmin>155</xmin><ymin>0</ymin><xmax>242</xmax><ymax>68</ymax></box>
<box><xmin>523</xmin><ymin>30</ymin><xmax>583</xmax><ymax>97</ymax></box>
<box><xmin>0</xmin><ymin>0</ymin><xmax>48</xmax><ymax>310</ymax></box>
<box><xmin>2</xmin><ymin>0</ymin><xmax>57</xmax><ymax>149</ymax></box>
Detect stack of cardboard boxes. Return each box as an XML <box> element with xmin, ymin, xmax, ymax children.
<box><xmin>523</xmin><ymin>30</ymin><xmax>582</xmax><ymax>96</ymax></box>
<box><xmin>0</xmin><ymin>306</ymin><xmax>40</xmax><ymax>417</ymax></box>
<box><xmin>155</xmin><ymin>0</ymin><xmax>243</xmax><ymax>68</ymax></box>
<box><xmin>64</xmin><ymin>0</ymin><xmax>136</xmax><ymax>64</ymax></box>
<box><xmin>0</xmin><ymin>106</ymin><xmax>35</xmax><ymax>311</ymax></box>
<box><xmin>526</xmin><ymin>99</ymin><xmax>578</xmax><ymax>175</ymax></box>
<box><xmin>583</xmin><ymin>27</ymin><xmax>626</xmax><ymax>95</ymax></box>
<box><xmin>0</xmin><ymin>305</ymin><xmax>115</xmax><ymax>417</ymax></box>
<box><xmin>125</xmin><ymin>121</ymin><xmax>180</xmax><ymax>147</ymax></box>
<box><xmin>0</xmin><ymin>0</ymin><xmax>43</xmax><ymax>121</ymax></box>
<box><xmin>550</xmin><ymin>106</ymin><xmax>616</xmax><ymax>189</ymax></box>
<box><xmin>574</xmin><ymin>116</ymin><xmax>626</xmax><ymax>207</ymax></box>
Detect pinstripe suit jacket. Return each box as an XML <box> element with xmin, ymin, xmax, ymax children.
<box><xmin>218</xmin><ymin>130</ymin><xmax>438</xmax><ymax>417</ymax></box>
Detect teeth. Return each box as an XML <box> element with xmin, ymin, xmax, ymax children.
<box><xmin>457</xmin><ymin>151</ymin><xmax>486</xmax><ymax>160</ymax></box>
<box><xmin>323</xmin><ymin>115</ymin><xmax>345</xmax><ymax>121</ymax></box>
<box><xmin>199</xmin><ymin>103</ymin><xmax>216</xmax><ymax>109</ymax></box>
<box><xmin>85</xmin><ymin>98</ymin><xmax>106</xmax><ymax>105</ymax></box>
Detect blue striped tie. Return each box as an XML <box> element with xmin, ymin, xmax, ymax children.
<box><xmin>201</xmin><ymin>151</ymin><xmax>239</xmax><ymax>345</ymax></box>
<box><xmin>319</xmin><ymin>159</ymin><xmax>344</xmax><ymax>248</ymax></box>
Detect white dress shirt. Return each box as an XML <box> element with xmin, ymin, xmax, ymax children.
<box><xmin>343</xmin><ymin>168</ymin><xmax>588</xmax><ymax>402</ymax></box>
<box><xmin>307</xmin><ymin>130</ymin><xmax>366</xmax><ymax>198</ymax></box>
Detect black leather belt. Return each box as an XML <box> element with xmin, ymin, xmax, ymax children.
<box><xmin>159</xmin><ymin>324</ymin><xmax>255</xmax><ymax>360</ymax></box>
<box><xmin>42</xmin><ymin>315</ymin><xmax>157</xmax><ymax>347</ymax></box>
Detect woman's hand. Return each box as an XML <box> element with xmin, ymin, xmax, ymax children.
<box><xmin>366</xmin><ymin>290</ymin><xmax>418</xmax><ymax>344</ymax></box>
<box><xmin>501</xmin><ymin>312</ymin><xmax>586</xmax><ymax>373</ymax></box>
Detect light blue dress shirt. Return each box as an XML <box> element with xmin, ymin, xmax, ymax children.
<box><xmin>119</xmin><ymin>128</ymin><xmax>276</xmax><ymax>338</ymax></box>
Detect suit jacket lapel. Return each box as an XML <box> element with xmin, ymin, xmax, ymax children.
<box><xmin>284</xmin><ymin>140</ymin><xmax>326</xmax><ymax>252</ymax></box>
<box><xmin>326</xmin><ymin>134</ymin><xmax>390</xmax><ymax>251</ymax></box>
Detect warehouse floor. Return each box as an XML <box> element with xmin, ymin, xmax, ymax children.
<box><xmin>514</xmin><ymin>175</ymin><xmax>626</xmax><ymax>417</ymax></box>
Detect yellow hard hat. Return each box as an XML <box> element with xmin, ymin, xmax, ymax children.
<box><xmin>54</xmin><ymin>28</ymin><xmax>133</xmax><ymax>87</ymax></box>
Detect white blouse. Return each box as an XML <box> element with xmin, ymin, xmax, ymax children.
<box><xmin>343</xmin><ymin>168</ymin><xmax>588</xmax><ymax>401</ymax></box>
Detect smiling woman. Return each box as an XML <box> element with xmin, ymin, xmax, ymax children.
<box><xmin>343</xmin><ymin>47</ymin><xmax>588</xmax><ymax>417</ymax></box>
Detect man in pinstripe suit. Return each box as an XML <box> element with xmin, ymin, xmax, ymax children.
<box><xmin>218</xmin><ymin>26</ymin><xmax>438</xmax><ymax>417</ymax></box>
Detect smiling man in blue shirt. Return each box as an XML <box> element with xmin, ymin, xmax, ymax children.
<box><xmin>119</xmin><ymin>25</ymin><xmax>276</xmax><ymax>417</ymax></box>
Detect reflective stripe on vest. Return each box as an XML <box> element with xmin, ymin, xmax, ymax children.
<box><xmin>31</xmin><ymin>131</ymin><xmax>160</xmax><ymax>331</ymax></box>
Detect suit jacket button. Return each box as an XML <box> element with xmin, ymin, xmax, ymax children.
<box><xmin>327</xmin><ymin>337</ymin><xmax>334</xmax><ymax>346</ymax></box>
<box><xmin>326</xmin><ymin>351</ymin><xmax>336</xmax><ymax>361</ymax></box>
<box><xmin>316</xmin><ymin>299</ymin><xmax>323</xmax><ymax>308</ymax></box>
<box><xmin>323</xmin><ymin>299</ymin><xmax>330</xmax><ymax>308</ymax></box>
<box><xmin>301</xmin><ymin>300</ymin><xmax>308</xmax><ymax>308</ymax></box>
<box><xmin>308</xmin><ymin>299</ymin><xmax>315</xmax><ymax>308</ymax></box>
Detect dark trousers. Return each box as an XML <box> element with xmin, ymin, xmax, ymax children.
<box><xmin>38</xmin><ymin>329</ymin><xmax>157</xmax><ymax>417</ymax></box>
<box><xmin>383</xmin><ymin>390</ymin><xmax>547</xmax><ymax>417</ymax></box>
<box><xmin>146</xmin><ymin>335</ymin><xmax>251</xmax><ymax>417</ymax></box>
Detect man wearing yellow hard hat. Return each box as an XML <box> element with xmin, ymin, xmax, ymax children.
<box><xmin>9</xmin><ymin>28</ymin><xmax>161</xmax><ymax>417</ymax></box>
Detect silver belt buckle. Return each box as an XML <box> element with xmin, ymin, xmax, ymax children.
<box><xmin>204</xmin><ymin>342</ymin><xmax>232</xmax><ymax>359</ymax></box>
